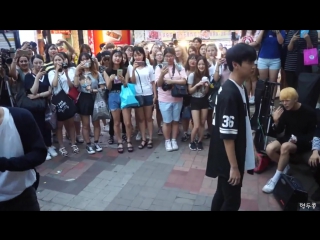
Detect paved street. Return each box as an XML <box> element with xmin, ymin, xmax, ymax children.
<box><xmin>36</xmin><ymin>118</ymin><xmax>281</xmax><ymax>211</ymax></box>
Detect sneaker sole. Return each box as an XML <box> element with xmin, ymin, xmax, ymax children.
<box><xmin>95</xmin><ymin>149</ymin><xmax>103</xmax><ymax>152</ymax></box>
<box><xmin>189</xmin><ymin>147</ymin><xmax>197</xmax><ymax>151</ymax></box>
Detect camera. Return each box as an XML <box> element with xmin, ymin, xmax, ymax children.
<box><xmin>0</xmin><ymin>48</ymin><xmax>14</xmax><ymax>65</ymax></box>
<box><xmin>162</xmin><ymin>83</ymin><xmax>172</xmax><ymax>91</ymax></box>
<box><xmin>62</xmin><ymin>63</ymin><xmax>68</xmax><ymax>69</ymax></box>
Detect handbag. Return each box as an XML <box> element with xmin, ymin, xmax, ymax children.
<box><xmin>168</xmin><ymin>64</ymin><xmax>188</xmax><ymax>98</ymax></box>
<box><xmin>68</xmin><ymin>86</ymin><xmax>80</xmax><ymax>102</ymax></box>
<box><xmin>15</xmin><ymin>88</ymin><xmax>47</xmax><ymax>112</ymax></box>
<box><xmin>304</xmin><ymin>48</ymin><xmax>318</xmax><ymax>66</ymax></box>
<box><xmin>92</xmin><ymin>89</ymin><xmax>110</xmax><ymax>121</ymax></box>
<box><xmin>51</xmin><ymin>75</ymin><xmax>77</xmax><ymax>121</ymax></box>
<box><xmin>120</xmin><ymin>83</ymin><xmax>139</xmax><ymax>109</ymax></box>
<box><xmin>45</xmin><ymin>102</ymin><xmax>57</xmax><ymax>130</ymax></box>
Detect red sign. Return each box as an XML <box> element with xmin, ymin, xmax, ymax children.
<box><xmin>92</xmin><ymin>30</ymin><xmax>131</xmax><ymax>54</ymax></box>
<box><xmin>51</xmin><ymin>30</ymin><xmax>71</xmax><ymax>35</ymax></box>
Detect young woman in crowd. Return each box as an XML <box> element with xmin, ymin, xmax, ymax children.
<box><xmin>128</xmin><ymin>46</ymin><xmax>156</xmax><ymax>149</ymax></box>
<box><xmin>153</xmin><ymin>50</ymin><xmax>164</xmax><ymax>135</ymax></box>
<box><xmin>24</xmin><ymin>54</ymin><xmax>56</xmax><ymax>160</ymax></box>
<box><xmin>48</xmin><ymin>53</ymin><xmax>79</xmax><ymax>156</ymax></box>
<box><xmin>187</xmin><ymin>56</ymin><xmax>210</xmax><ymax>151</ymax></box>
<box><xmin>104</xmin><ymin>50</ymin><xmax>133</xmax><ymax>153</ymax></box>
<box><xmin>155</xmin><ymin>47</ymin><xmax>187</xmax><ymax>152</ymax></box>
<box><xmin>175</xmin><ymin>45</ymin><xmax>188</xmax><ymax>69</ymax></box>
<box><xmin>188</xmin><ymin>46</ymin><xmax>198</xmax><ymax>56</ymax></box>
<box><xmin>181</xmin><ymin>54</ymin><xmax>197</xmax><ymax>142</ymax></box>
<box><xmin>206</xmin><ymin>43</ymin><xmax>222</xmax><ymax>138</ymax></box>
<box><xmin>199</xmin><ymin>44</ymin><xmax>207</xmax><ymax>57</ymax></box>
<box><xmin>73</xmin><ymin>52</ymin><xmax>105</xmax><ymax>154</ymax></box>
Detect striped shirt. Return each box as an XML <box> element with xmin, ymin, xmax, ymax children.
<box><xmin>284</xmin><ymin>30</ymin><xmax>318</xmax><ymax>72</ymax></box>
<box><xmin>312</xmin><ymin>137</ymin><xmax>320</xmax><ymax>151</ymax></box>
<box><xmin>43</xmin><ymin>61</ymin><xmax>54</xmax><ymax>74</ymax></box>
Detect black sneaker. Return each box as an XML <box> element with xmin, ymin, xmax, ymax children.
<box><xmin>189</xmin><ymin>141</ymin><xmax>197</xmax><ymax>151</ymax></box>
<box><xmin>86</xmin><ymin>145</ymin><xmax>95</xmax><ymax>154</ymax></box>
<box><xmin>181</xmin><ymin>133</ymin><xmax>190</xmax><ymax>142</ymax></box>
<box><xmin>197</xmin><ymin>141</ymin><xmax>203</xmax><ymax>151</ymax></box>
<box><xmin>93</xmin><ymin>143</ymin><xmax>103</xmax><ymax>152</ymax></box>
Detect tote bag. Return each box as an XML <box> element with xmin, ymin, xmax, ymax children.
<box><xmin>304</xmin><ymin>48</ymin><xmax>318</xmax><ymax>66</ymax></box>
<box><xmin>51</xmin><ymin>76</ymin><xmax>76</xmax><ymax>121</ymax></box>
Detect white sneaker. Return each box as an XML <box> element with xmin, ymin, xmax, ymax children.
<box><xmin>46</xmin><ymin>152</ymin><xmax>52</xmax><ymax>161</ymax></box>
<box><xmin>48</xmin><ymin>146</ymin><xmax>58</xmax><ymax>157</ymax></box>
<box><xmin>136</xmin><ymin>132</ymin><xmax>142</xmax><ymax>141</ymax></box>
<box><xmin>171</xmin><ymin>139</ymin><xmax>179</xmax><ymax>151</ymax></box>
<box><xmin>249</xmin><ymin>96</ymin><xmax>255</xmax><ymax>105</ymax></box>
<box><xmin>262</xmin><ymin>179</ymin><xmax>276</xmax><ymax>193</ymax></box>
<box><xmin>103</xmin><ymin>125</ymin><xmax>109</xmax><ymax>132</ymax></box>
<box><xmin>283</xmin><ymin>165</ymin><xmax>290</xmax><ymax>174</ymax></box>
<box><xmin>165</xmin><ymin>140</ymin><xmax>173</xmax><ymax>152</ymax></box>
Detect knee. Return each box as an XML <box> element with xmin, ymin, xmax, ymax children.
<box><xmin>266</xmin><ymin>143</ymin><xmax>277</xmax><ymax>156</ymax></box>
<box><xmin>114</xmin><ymin>121</ymin><xmax>120</xmax><ymax>127</ymax></box>
<box><xmin>280</xmin><ymin>143</ymin><xmax>291</xmax><ymax>155</ymax></box>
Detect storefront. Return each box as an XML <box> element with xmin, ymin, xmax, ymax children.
<box><xmin>90</xmin><ymin>30</ymin><xmax>131</xmax><ymax>55</ymax></box>
<box><xmin>135</xmin><ymin>30</ymin><xmax>235</xmax><ymax>48</ymax></box>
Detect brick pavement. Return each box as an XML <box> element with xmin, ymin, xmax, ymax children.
<box><xmin>36</xmin><ymin>117</ymin><xmax>282</xmax><ymax>211</ymax></box>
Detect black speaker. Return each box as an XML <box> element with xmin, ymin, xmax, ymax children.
<box><xmin>273</xmin><ymin>173</ymin><xmax>308</xmax><ymax>211</ymax></box>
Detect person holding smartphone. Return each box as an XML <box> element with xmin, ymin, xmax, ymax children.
<box><xmin>128</xmin><ymin>46</ymin><xmax>156</xmax><ymax>149</ymax></box>
<box><xmin>74</xmin><ymin>53</ymin><xmax>106</xmax><ymax>155</ymax></box>
<box><xmin>206</xmin><ymin>43</ymin><xmax>256</xmax><ymax>211</ymax></box>
<box><xmin>284</xmin><ymin>30</ymin><xmax>318</xmax><ymax>89</ymax></box>
<box><xmin>23</xmin><ymin>55</ymin><xmax>56</xmax><ymax>161</ymax></box>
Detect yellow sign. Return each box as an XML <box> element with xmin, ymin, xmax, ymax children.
<box><xmin>146</xmin><ymin>30</ymin><xmax>232</xmax><ymax>41</ymax></box>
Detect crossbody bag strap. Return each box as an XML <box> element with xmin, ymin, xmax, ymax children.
<box><xmin>0</xmin><ymin>78</ymin><xmax>3</xmax><ymax>101</ymax></box>
<box><xmin>135</xmin><ymin>69</ymin><xmax>143</xmax><ymax>93</ymax></box>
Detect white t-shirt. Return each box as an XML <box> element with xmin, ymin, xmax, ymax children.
<box><xmin>128</xmin><ymin>65</ymin><xmax>155</xmax><ymax>96</ymax></box>
<box><xmin>187</xmin><ymin>72</ymin><xmax>206</xmax><ymax>98</ymax></box>
<box><xmin>229</xmin><ymin>79</ymin><xmax>255</xmax><ymax>171</ymax></box>
<box><xmin>48</xmin><ymin>67</ymin><xmax>76</xmax><ymax>95</ymax></box>
<box><xmin>0</xmin><ymin>107</ymin><xmax>36</xmax><ymax>201</ymax></box>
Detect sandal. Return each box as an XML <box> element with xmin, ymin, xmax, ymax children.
<box><xmin>108</xmin><ymin>136</ymin><xmax>114</xmax><ymax>144</ymax></box>
<box><xmin>147</xmin><ymin>140</ymin><xmax>153</xmax><ymax>149</ymax></box>
<box><xmin>138</xmin><ymin>140</ymin><xmax>147</xmax><ymax>149</ymax></box>
<box><xmin>59</xmin><ymin>147</ymin><xmax>68</xmax><ymax>157</ymax></box>
<box><xmin>117</xmin><ymin>142</ymin><xmax>124</xmax><ymax>154</ymax></box>
<box><xmin>71</xmin><ymin>145</ymin><xmax>79</xmax><ymax>154</ymax></box>
<box><xmin>122</xmin><ymin>134</ymin><xmax>127</xmax><ymax>142</ymax></box>
<box><xmin>127</xmin><ymin>142</ymin><xmax>134</xmax><ymax>152</ymax></box>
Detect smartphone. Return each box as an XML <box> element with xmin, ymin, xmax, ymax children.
<box><xmin>231</xmin><ymin>32</ymin><xmax>236</xmax><ymax>41</ymax></box>
<box><xmin>136</xmin><ymin>61</ymin><xmax>145</xmax><ymax>67</ymax></box>
<box><xmin>18</xmin><ymin>49</ymin><xmax>31</xmax><ymax>56</ymax></box>
<box><xmin>40</xmin><ymin>66</ymin><xmax>47</xmax><ymax>72</ymax></box>
<box><xmin>162</xmin><ymin>62</ymin><xmax>168</xmax><ymax>68</ymax></box>
<box><xmin>117</xmin><ymin>69</ymin><xmax>123</xmax><ymax>77</ymax></box>
<box><xmin>300</xmin><ymin>30</ymin><xmax>309</xmax><ymax>38</ymax></box>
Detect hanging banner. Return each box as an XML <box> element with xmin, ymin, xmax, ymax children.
<box><xmin>50</xmin><ymin>30</ymin><xmax>71</xmax><ymax>35</ymax></box>
<box><xmin>88</xmin><ymin>30</ymin><xmax>95</xmax><ymax>55</ymax></box>
<box><xmin>93</xmin><ymin>30</ymin><xmax>130</xmax><ymax>54</ymax></box>
<box><xmin>145</xmin><ymin>30</ymin><xmax>232</xmax><ymax>42</ymax></box>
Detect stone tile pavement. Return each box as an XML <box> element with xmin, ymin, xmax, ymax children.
<box><xmin>36</xmin><ymin>118</ymin><xmax>282</xmax><ymax>211</ymax></box>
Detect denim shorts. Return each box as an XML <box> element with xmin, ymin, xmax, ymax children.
<box><xmin>136</xmin><ymin>94</ymin><xmax>154</xmax><ymax>107</ymax></box>
<box><xmin>159</xmin><ymin>101</ymin><xmax>183</xmax><ymax>123</ymax></box>
<box><xmin>108</xmin><ymin>92</ymin><xmax>121</xmax><ymax>111</ymax></box>
<box><xmin>257</xmin><ymin>58</ymin><xmax>281</xmax><ymax>70</ymax></box>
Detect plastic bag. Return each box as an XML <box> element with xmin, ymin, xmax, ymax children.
<box><xmin>92</xmin><ymin>90</ymin><xmax>110</xmax><ymax>121</ymax></box>
<box><xmin>45</xmin><ymin>103</ymin><xmax>57</xmax><ymax>130</ymax></box>
<box><xmin>120</xmin><ymin>83</ymin><xmax>139</xmax><ymax>109</ymax></box>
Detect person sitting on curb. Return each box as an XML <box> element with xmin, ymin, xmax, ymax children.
<box><xmin>262</xmin><ymin>87</ymin><xmax>317</xmax><ymax>193</ymax></box>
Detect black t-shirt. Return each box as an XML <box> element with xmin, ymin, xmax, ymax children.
<box><xmin>105</xmin><ymin>68</ymin><xmax>127</xmax><ymax>91</ymax></box>
<box><xmin>24</xmin><ymin>73</ymin><xmax>50</xmax><ymax>94</ymax></box>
